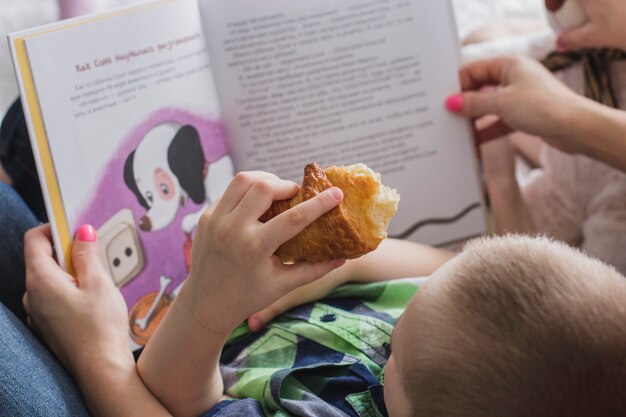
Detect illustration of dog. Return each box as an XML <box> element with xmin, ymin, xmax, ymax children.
<box><xmin>123</xmin><ymin>122</ymin><xmax>233</xmax><ymax>234</ymax></box>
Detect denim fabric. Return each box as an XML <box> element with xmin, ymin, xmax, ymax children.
<box><xmin>0</xmin><ymin>100</ymin><xmax>93</xmax><ymax>415</ymax></box>
<box><xmin>0</xmin><ymin>99</ymin><xmax>47</xmax><ymax>222</ymax></box>
<box><xmin>0</xmin><ymin>305</ymin><xmax>90</xmax><ymax>417</ymax></box>
<box><xmin>0</xmin><ymin>182</ymin><xmax>38</xmax><ymax>323</ymax></box>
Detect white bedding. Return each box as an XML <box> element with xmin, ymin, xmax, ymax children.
<box><xmin>0</xmin><ymin>0</ymin><xmax>546</xmax><ymax>117</ymax></box>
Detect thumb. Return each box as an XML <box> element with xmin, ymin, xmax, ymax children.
<box><xmin>72</xmin><ymin>224</ymin><xmax>106</xmax><ymax>286</ymax></box>
<box><xmin>249</xmin><ymin>302</ymin><xmax>284</xmax><ymax>332</ymax></box>
<box><xmin>446</xmin><ymin>89</ymin><xmax>501</xmax><ymax>119</ymax></box>
<box><xmin>557</xmin><ymin>24</ymin><xmax>601</xmax><ymax>50</ymax></box>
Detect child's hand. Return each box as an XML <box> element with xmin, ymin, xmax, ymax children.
<box><xmin>248</xmin><ymin>260</ymin><xmax>353</xmax><ymax>332</ymax></box>
<box><xmin>183</xmin><ymin>171</ymin><xmax>345</xmax><ymax>336</ymax></box>
<box><xmin>23</xmin><ymin>224</ymin><xmax>134</xmax><ymax>384</ymax></box>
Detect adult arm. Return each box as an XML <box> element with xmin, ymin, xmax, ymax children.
<box><xmin>565</xmin><ymin>99</ymin><xmax>626</xmax><ymax>172</ymax></box>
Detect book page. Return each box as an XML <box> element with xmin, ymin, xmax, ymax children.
<box><xmin>200</xmin><ymin>0</ymin><xmax>485</xmax><ymax>245</ymax></box>
<box><xmin>12</xmin><ymin>0</ymin><xmax>233</xmax><ymax>349</ymax></box>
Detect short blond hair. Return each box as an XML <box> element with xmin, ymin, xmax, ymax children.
<box><xmin>404</xmin><ymin>235</ymin><xmax>626</xmax><ymax>417</ymax></box>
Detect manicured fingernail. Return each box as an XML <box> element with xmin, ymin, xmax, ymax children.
<box><xmin>329</xmin><ymin>187</ymin><xmax>343</xmax><ymax>202</ymax></box>
<box><xmin>556</xmin><ymin>37</ymin><xmax>567</xmax><ymax>52</ymax></box>
<box><xmin>76</xmin><ymin>225</ymin><xmax>97</xmax><ymax>242</ymax></box>
<box><xmin>445</xmin><ymin>94</ymin><xmax>464</xmax><ymax>112</ymax></box>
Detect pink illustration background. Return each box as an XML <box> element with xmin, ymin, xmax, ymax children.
<box><xmin>76</xmin><ymin>108</ymin><xmax>228</xmax><ymax>309</ymax></box>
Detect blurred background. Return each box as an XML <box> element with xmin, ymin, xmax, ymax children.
<box><xmin>0</xmin><ymin>0</ymin><xmax>547</xmax><ymax>117</ymax></box>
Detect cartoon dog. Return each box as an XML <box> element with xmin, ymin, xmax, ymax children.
<box><xmin>123</xmin><ymin>122</ymin><xmax>233</xmax><ymax>234</ymax></box>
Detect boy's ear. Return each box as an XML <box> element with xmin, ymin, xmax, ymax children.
<box><xmin>123</xmin><ymin>150</ymin><xmax>150</xmax><ymax>209</ymax></box>
<box><xmin>168</xmin><ymin>125</ymin><xmax>207</xmax><ymax>204</ymax></box>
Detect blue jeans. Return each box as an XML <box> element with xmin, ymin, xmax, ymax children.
<box><xmin>0</xmin><ymin>306</ymin><xmax>90</xmax><ymax>416</ymax></box>
<box><xmin>0</xmin><ymin>182</ymin><xmax>90</xmax><ymax>416</ymax></box>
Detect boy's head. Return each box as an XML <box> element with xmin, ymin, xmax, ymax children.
<box><xmin>384</xmin><ymin>235</ymin><xmax>626</xmax><ymax>417</ymax></box>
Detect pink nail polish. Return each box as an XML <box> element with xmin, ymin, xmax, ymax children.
<box><xmin>76</xmin><ymin>225</ymin><xmax>97</xmax><ymax>242</ymax></box>
<box><xmin>445</xmin><ymin>94</ymin><xmax>464</xmax><ymax>112</ymax></box>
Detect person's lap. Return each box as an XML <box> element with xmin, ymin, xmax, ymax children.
<box><xmin>0</xmin><ymin>305</ymin><xmax>90</xmax><ymax>417</ymax></box>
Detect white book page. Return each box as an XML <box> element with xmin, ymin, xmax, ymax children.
<box><xmin>15</xmin><ymin>0</ymin><xmax>234</xmax><ymax>349</ymax></box>
<box><xmin>200</xmin><ymin>0</ymin><xmax>485</xmax><ymax>245</ymax></box>
<box><xmin>23</xmin><ymin>0</ymin><xmax>224</xmax><ymax>229</ymax></box>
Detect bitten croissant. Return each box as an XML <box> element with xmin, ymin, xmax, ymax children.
<box><xmin>260</xmin><ymin>163</ymin><xmax>400</xmax><ymax>263</ymax></box>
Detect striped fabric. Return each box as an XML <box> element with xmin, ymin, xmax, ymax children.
<box><xmin>541</xmin><ymin>49</ymin><xmax>626</xmax><ymax>108</ymax></box>
<box><xmin>201</xmin><ymin>281</ymin><xmax>420</xmax><ymax>417</ymax></box>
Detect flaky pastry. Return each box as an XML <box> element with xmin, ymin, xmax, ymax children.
<box><xmin>260</xmin><ymin>163</ymin><xmax>400</xmax><ymax>263</ymax></box>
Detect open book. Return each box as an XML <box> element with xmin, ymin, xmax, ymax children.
<box><xmin>10</xmin><ymin>0</ymin><xmax>485</xmax><ymax>348</ymax></box>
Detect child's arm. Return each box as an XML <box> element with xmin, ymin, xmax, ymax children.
<box><xmin>347</xmin><ymin>238</ymin><xmax>455</xmax><ymax>282</ymax></box>
<box><xmin>137</xmin><ymin>172</ymin><xmax>345</xmax><ymax>417</ymax></box>
<box><xmin>248</xmin><ymin>238</ymin><xmax>455</xmax><ymax>332</ymax></box>
<box><xmin>480</xmin><ymin>133</ymin><xmax>535</xmax><ymax>234</ymax></box>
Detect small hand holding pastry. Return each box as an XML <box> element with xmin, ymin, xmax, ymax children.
<box><xmin>183</xmin><ymin>170</ymin><xmax>348</xmax><ymax>335</ymax></box>
<box><xmin>261</xmin><ymin>163</ymin><xmax>400</xmax><ymax>263</ymax></box>
<box><xmin>184</xmin><ymin>164</ymin><xmax>399</xmax><ymax>334</ymax></box>
<box><xmin>244</xmin><ymin>163</ymin><xmax>399</xmax><ymax>332</ymax></box>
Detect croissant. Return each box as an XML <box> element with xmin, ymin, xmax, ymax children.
<box><xmin>260</xmin><ymin>163</ymin><xmax>400</xmax><ymax>263</ymax></box>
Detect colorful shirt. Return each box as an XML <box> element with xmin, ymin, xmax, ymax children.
<box><xmin>201</xmin><ymin>280</ymin><xmax>419</xmax><ymax>417</ymax></box>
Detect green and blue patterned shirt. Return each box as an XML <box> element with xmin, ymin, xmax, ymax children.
<box><xmin>202</xmin><ymin>280</ymin><xmax>421</xmax><ymax>417</ymax></box>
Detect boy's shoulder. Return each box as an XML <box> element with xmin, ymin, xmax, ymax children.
<box><xmin>213</xmin><ymin>280</ymin><xmax>421</xmax><ymax>417</ymax></box>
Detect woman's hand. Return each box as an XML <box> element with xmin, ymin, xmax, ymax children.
<box><xmin>547</xmin><ymin>0</ymin><xmax>626</xmax><ymax>51</ymax></box>
<box><xmin>23</xmin><ymin>224</ymin><xmax>133</xmax><ymax>380</ymax></box>
<box><xmin>23</xmin><ymin>225</ymin><xmax>172</xmax><ymax>417</ymax></box>
<box><xmin>447</xmin><ymin>55</ymin><xmax>587</xmax><ymax>155</ymax></box>
<box><xmin>184</xmin><ymin>171</ymin><xmax>345</xmax><ymax>337</ymax></box>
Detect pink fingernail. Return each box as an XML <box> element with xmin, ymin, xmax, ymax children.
<box><xmin>445</xmin><ymin>94</ymin><xmax>464</xmax><ymax>112</ymax></box>
<box><xmin>76</xmin><ymin>225</ymin><xmax>97</xmax><ymax>242</ymax></box>
<box><xmin>329</xmin><ymin>187</ymin><xmax>343</xmax><ymax>202</ymax></box>
<box><xmin>556</xmin><ymin>37</ymin><xmax>567</xmax><ymax>52</ymax></box>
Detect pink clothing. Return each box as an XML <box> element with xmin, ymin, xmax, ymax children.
<box><xmin>58</xmin><ymin>0</ymin><xmax>102</xmax><ymax>19</ymax></box>
<box><xmin>523</xmin><ymin>60</ymin><xmax>626</xmax><ymax>275</ymax></box>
